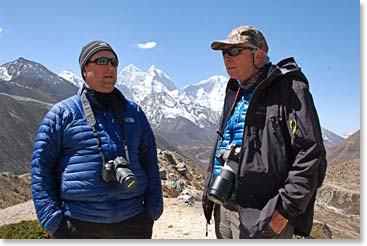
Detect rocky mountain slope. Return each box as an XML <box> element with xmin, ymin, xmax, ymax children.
<box><xmin>0</xmin><ymin>172</ymin><xmax>31</xmax><ymax>209</ymax></box>
<box><xmin>326</xmin><ymin>130</ymin><xmax>360</xmax><ymax>166</ymax></box>
<box><xmin>0</xmin><ymin>149</ymin><xmax>205</xmax><ymax>209</ymax></box>
<box><xmin>0</xmin><ymin>93</ymin><xmax>51</xmax><ymax>174</ymax></box>
<box><xmin>314</xmin><ymin>130</ymin><xmax>360</xmax><ymax>238</ymax></box>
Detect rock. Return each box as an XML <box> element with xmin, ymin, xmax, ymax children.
<box><xmin>162</xmin><ymin>180</ymin><xmax>185</xmax><ymax>193</ymax></box>
<box><xmin>180</xmin><ymin>188</ymin><xmax>201</xmax><ymax>200</ymax></box>
<box><xmin>309</xmin><ymin>221</ymin><xmax>333</xmax><ymax>239</ymax></box>
<box><xmin>177</xmin><ymin>194</ymin><xmax>194</xmax><ymax>205</ymax></box>
<box><xmin>176</xmin><ymin>162</ymin><xmax>187</xmax><ymax>175</ymax></box>
<box><xmin>167</xmin><ymin>173</ymin><xmax>178</xmax><ymax>181</ymax></box>
<box><xmin>1</xmin><ymin>172</ymin><xmax>15</xmax><ymax>178</ymax></box>
<box><xmin>163</xmin><ymin>151</ymin><xmax>177</xmax><ymax>166</ymax></box>
<box><xmin>159</xmin><ymin>168</ymin><xmax>167</xmax><ymax>180</ymax></box>
<box><xmin>162</xmin><ymin>185</ymin><xmax>179</xmax><ymax>198</ymax></box>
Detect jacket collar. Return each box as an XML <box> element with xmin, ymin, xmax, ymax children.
<box><xmin>78</xmin><ymin>85</ymin><xmax>127</xmax><ymax>110</ymax></box>
<box><xmin>225</xmin><ymin>57</ymin><xmax>306</xmax><ymax>96</ymax></box>
<box><xmin>226</xmin><ymin>62</ymin><xmax>272</xmax><ymax>95</ymax></box>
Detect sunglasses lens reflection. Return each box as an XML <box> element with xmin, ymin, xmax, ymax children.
<box><xmin>91</xmin><ymin>57</ymin><xmax>119</xmax><ymax>67</ymax></box>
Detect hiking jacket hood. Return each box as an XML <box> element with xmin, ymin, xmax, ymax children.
<box><xmin>31</xmin><ymin>87</ymin><xmax>163</xmax><ymax>234</ymax></box>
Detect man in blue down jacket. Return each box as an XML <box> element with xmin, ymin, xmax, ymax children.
<box><xmin>31</xmin><ymin>41</ymin><xmax>163</xmax><ymax>238</ymax></box>
<box><xmin>202</xmin><ymin>26</ymin><xmax>327</xmax><ymax>239</ymax></box>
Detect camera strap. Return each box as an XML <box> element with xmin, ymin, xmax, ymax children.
<box><xmin>81</xmin><ymin>87</ymin><xmax>130</xmax><ymax>163</ymax></box>
<box><xmin>81</xmin><ymin>88</ymin><xmax>107</xmax><ymax>164</ymax></box>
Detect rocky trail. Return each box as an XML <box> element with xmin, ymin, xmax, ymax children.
<box><xmin>0</xmin><ymin>198</ymin><xmax>216</xmax><ymax>239</ymax></box>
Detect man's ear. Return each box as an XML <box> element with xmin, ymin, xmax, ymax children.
<box><xmin>82</xmin><ymin>66</ymin><xmax>87</xmax><ymax>77</ymax></box>
<box><xmin>254</xmin><ymin>49</ymin><xmax>267</xmax><ymax>67</ymax></box>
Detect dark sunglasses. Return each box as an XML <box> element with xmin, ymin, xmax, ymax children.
<box><xmin>222</xmin><ymin>46</ymin><xmax>256</xmax><ymax>57</ymax></box>
<box><xmin>88</xmin><ymin>57</ymin><xmax>119</xmax><ymax>67</ymax></box>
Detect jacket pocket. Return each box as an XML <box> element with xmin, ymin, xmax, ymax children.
<box><xmin>268</xmin><ymin>116</ymin><xmax>288</xmax><ymax>179</ymax></box>
<box><xmin>242</xmin><ymin>126</ymin><xmax>265</xmax><ymax>174</ymax></box>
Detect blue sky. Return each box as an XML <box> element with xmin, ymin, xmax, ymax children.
<box><xmin>0</xmin><ymin>0</ymin><xmax>360</xmax><ymax>137</ymax></box>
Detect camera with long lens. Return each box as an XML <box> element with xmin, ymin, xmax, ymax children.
<box><xmin>102</xmin><ymin>156</ymin><xmax>137</xmax><ymax>190</ymax></box>
<box><xmin>208</xmin><ymin>144</ymin><xmax>241</xmax><ymax>206</ymax></box>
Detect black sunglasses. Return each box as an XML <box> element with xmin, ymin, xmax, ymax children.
<box><xmin>88</xmin><ymin>57</ymin><xmax>119</xmax><ymax>67</ymax></box>
<box><xmin>222</xmin><ymin>46</ymin><xmax>256</xmax><ymax>57</ymax></box>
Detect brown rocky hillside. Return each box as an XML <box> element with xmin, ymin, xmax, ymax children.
<box><xmin>314</xmin><ymin>130</ymin><xmax>360</xmax><ymax>239</ymax></box>
<box><xmin>326</xmin><ymin>130</ymin><xmax>360</xmax><ymax>166</ymax></box>
<box><xmin>0</xmin><ymin>172</ymin><xmax>31</xmax><ymax>209</ymax></box>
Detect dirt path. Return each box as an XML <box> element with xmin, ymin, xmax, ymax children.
<box><xmin>0</xmin><ymin>198</ymin><xmax>216</xmax><ymax>239</ymax></box>
<box><xmin>1</xmin><ymin>198</ymin><xmax>358</xmax><ymax>239</ymax></box>
<box><xmin>152</xmin><ymin>198</ymin><xmax>215</xmax><ymax>239</ymax></box>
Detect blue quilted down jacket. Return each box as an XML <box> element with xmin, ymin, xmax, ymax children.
<box><xmin>31</xmin><ymin>87</ymin><xmax>163</xmax><ymax>234</ymax></box>
<box><xmin>213</xmin><ymin>91</ymin><xmax>254</xmax><ymax>177</ymax></box>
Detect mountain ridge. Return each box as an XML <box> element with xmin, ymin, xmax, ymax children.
<box><xmin>0</xmin><ymin>57</ymin><xmax>347</xmax><ymax>173</ymax></box>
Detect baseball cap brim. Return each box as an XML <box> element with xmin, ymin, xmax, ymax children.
<box><xmin>211</xmin><ymin>39</ymin><xmax>247</xmax><ymax>50</ymax></box>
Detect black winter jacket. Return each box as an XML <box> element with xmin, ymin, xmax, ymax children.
<box><xmin>202</xmin><ymin>57</ymin><xmax>327</xmax><ymax>237</ymax></box>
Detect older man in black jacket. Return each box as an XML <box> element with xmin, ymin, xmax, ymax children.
<box><xmin>202</xmin><ymin>25</ymin><xmax>327</xmax><ymax>239</ymax></box>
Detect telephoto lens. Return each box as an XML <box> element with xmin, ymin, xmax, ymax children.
<box><xmin>208</xmin><ymin>160</ymin><xmax>237</xmax><ymax>205</ymax></box>
<box><xmin>208</xmin><ymin>144</ymin><xmax>241</xmax><ymax>205</ymax></box>
<box><xmin>113</xmin><ymin>157</ymin><xmax>137</xmax><ymax>190</ymax></box>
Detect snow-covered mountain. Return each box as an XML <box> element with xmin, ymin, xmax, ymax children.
<box><xmin>182</xmin><ymin>75</ymin><xmax>227</xmax><ymax>113</ymax></box>
<box><xmin>321</xmin><ymin>127</ymin><xmax>345</xmax><ymax>149</ymax></box>
<box><xmin>0</xmin><ymin>57</ymin><xmax>350</xmax><ymax>168</ymax></box>
<box><xmin>118</xmin><ymin>65</ymin><xmax>224</xmax><ymax>128</ymax></box>
<box><xmin>0</xmin><ymin>58</ymin><xmax>78</xmax><ymax>103</ymax></box>
<box><xmin>116</xmin><ymin>64</ymin><xmax>178</xmax><ymax>102</ymax></box>
<box><xmin>61</xmin><ymin>64</ymin><xmax>227</xmax><ymax>129</ymax></box>
<box><xmin>59</xmin><ymin>65</ymin><xmax>345</xmax><ymax>149</ymax></box>
<box><xmin>118</xmin><ymin>65</ymin><xmax>226</xmax><ymax>128</ymax></box>
<box><xmin>58</xmin><ymin>70</ymin><xmax>84</xmax><ymax>88</ymax></box>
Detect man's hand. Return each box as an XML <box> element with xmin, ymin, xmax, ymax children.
<box><xmin>269</xmin><ymin>209</ymin><xmax>288</xmax><ymax>234</ymax></box>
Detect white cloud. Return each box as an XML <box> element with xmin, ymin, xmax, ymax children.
<box><xmin>136</xmin><ymin>41</ymin><xmax>157</xmax><ymax>49</ymax></box>
<box><xmin>0</xmin><ymin>27</ymin><xmax>2</xmax><ymax>33</ymax></box>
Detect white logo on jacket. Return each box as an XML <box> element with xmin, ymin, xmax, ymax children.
<box><xmin>125</xmin><ymin>118</ymin><xmax>135</xmax><ymax>123</ymax></box>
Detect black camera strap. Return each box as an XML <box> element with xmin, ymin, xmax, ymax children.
<box><xmin>81</xmin><ymin>87</ymin><xmax>130</xmax><ymax>164</ymax></box>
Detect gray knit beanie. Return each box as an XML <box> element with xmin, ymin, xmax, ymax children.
<box><xmin>79</xmin><ymin>41</ymin><xmax>118</xmax><ymax>80</ymax></box>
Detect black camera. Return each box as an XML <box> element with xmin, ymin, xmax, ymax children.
<box><xmin>208</xmin><ymin>144</ymin><xmax>241</xmax><ymax>206</ymax></box>
<box><xmin>102</xmin><ymin>156</ymin><xmax>137</xmax><ymax>190</ymax></box>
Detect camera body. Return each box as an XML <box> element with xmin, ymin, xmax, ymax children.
<box><xmin>208</xmin><ymin>144</ymin><xmax>241</xmax><ymax>206</ymax></box>
<box><xmin>102</xmin><ymin>156</ymin><xmax>137</xmax><ymax>190</ymax></box>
